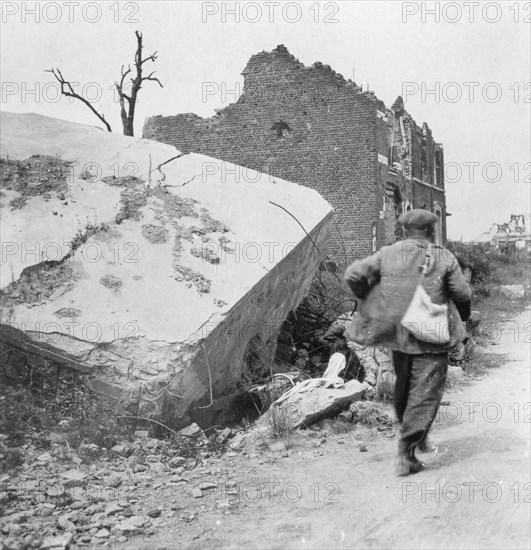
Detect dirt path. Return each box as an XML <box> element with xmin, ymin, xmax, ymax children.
<box><xmin>123</xmin><ymin>307</ymin><xmax>530</xmax><ymax>550</ymax></box>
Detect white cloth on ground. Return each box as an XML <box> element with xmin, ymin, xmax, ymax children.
<box><xmin>273</xmin><ymin>353</ymin><xmax>347</xmax><ymax>405</ymax></box>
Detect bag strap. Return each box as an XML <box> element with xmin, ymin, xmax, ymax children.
<box><xmin>418</xmin><ymin>244</ymin><xmax>434</xmax><ymax>285</ymax></box>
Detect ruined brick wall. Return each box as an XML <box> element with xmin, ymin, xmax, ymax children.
<box><xmin>144</xmin><ymin>45</ymin><xmax>447</xmax><ymax>261</ymax></box>
<box><xmin>144</xmin><ymin>46</ymin><xmax>383</xmax><ymax>263</ymax></box>
<box><xmin>374</xmin><ymin>98</ymin><xmax>447</xmax><ymax>245</ymax></box>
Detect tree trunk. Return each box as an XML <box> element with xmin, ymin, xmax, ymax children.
<box><xmin>123</xmin><ymin>118</ymin><xmax>134</xmax><ymax>136</ymax></box>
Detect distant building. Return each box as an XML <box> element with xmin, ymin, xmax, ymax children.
<box><xmin>474</xmin><ymin>214</ymin><xmax>531</xmax><ymax>249</ymax></box>
<box><xmin>143</xmin><ymin>45</ymin><xmax>447</xmax><ymax>263</ymax></box>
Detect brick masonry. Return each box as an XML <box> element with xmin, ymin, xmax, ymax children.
<box><xmin>143</xmin><ymin>45</ymin><xmax>446</xmax><ymax>264</ymax></box>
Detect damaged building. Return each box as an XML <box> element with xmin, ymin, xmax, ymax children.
<box><xmin>474</xmin><ymin>213</ymin><xmax>531</xmax><ymax>251</ymax></box>
<box><xmin>143</xmin><ymin>44</ymin><xmax>447</xmax><ymax>263</ymax></box>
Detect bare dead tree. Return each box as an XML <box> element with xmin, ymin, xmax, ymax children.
<box><xmin>46</xmin><ymin>68</ymin><xmax>112</xmax><ymax>132</ymax></box>
<box><xmin>46</xmin><ymin>31</ymin><xmax>162</xmax><ymax>136</ymax></box>
<box><xmin>115</xmin><ymin>31</ymin><xmax>163</xmax><ymax>136</ymax></box>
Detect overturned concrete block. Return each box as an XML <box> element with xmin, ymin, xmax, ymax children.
<box><xmin>0</xmin><ymin>112</ymin><xmax>333</xmax><ymax>423</ymax></box>
<box><xmin>263</xmin><ymin>380</ymin><xmax>366</xmax><ymax>430</ymax></box>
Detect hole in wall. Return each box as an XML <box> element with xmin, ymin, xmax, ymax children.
<box><xmin>271</xmin><ymin>121</ymin><xmax>292</xmax><ymax>139</ymax></box>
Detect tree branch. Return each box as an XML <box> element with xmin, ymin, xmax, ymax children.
<box><xmin>142</xmin><ymin>71</ymin><xmax>163</xmax><ymax>87</ymax></box>
<box><xmin>119</xmin><ymin>64</ymin><xmax>132</xmax><ymax>88</ymax></box>
<box><xmin>46</xmin><ymin>68</ymin><xmax>112</xmax><ymax>132</ymax></box>
<box><xmin>140</xmin><ymin>52</ymin><xmax>158</xmax><ymax>65</ymax></box>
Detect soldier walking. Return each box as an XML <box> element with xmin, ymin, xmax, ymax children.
<box><xmin>343</xmin><ymin>209</ymin><xmax>471</xmax><ymax>476</ymax></box>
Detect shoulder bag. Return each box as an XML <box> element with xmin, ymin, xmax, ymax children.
<box><xmin>401</xmin><ymin>244</ymin><xmax>451</xmax><ymax>344</ymax></box>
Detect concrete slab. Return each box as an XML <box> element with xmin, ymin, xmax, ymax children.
<box><xmin>0</xmin><ymin>112</ymin><xmax>333</xmax><ymax>421</ymax></box>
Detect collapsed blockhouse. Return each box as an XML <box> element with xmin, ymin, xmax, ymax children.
<box><xmin>0</xmin><ymin>112</ymin><xmax>332</xmax><ymax>425</ymax></box>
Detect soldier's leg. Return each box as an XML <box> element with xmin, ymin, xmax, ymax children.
<box><xmin>392</xmin><ymin>351</ymin><xmax>410</xmax><ymax>424</ymax></box>
<box><xmin>400</xmin><ymin>352</ymin><xmax>448</xmax><ymax>457</ymax></box>
<box><xmin>392</xmin><ymin>351</ymin><xmax>419</xmax><ymax>472</ymax></box>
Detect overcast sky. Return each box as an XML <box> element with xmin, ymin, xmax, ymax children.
<box><xmin>1</xmin><ymin>0</ymin><xmax>530</xmax><ymax>240</ymax></box>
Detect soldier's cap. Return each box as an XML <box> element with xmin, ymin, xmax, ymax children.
<box><xmin>398</xmin><ymin>208</ymin><xmax>439</xmax><ymax>228</ymax></box>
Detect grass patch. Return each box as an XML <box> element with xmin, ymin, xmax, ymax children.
<box><xmin>0</xmin><ymin>386</ymin><xmax>50</xmax><ymax>437</ymax></box>
<box><xmin>448</xmin><ymin>241</ymin><xmax>530</xmax><ymax>331</ymax></box>
<box><xmin>267</xmin><ymin>404</ymin><xmax>294</xmax><ymax>439</ymax></box>
<box><xmin>447</xmin><ymin>241</ymin><xmax>529</xmax><ymax>383</ymax></box>
<box><xmin>0</xmin><ymin>381</ymin><xmax>129</xmax><ymax>473</ymax></box>
<box><xmin>0</xmin><ymin>386</ymin><xmax>53</xmax><ymax>470</ymax></box>
<box><xmin>464</xmin><ymin>349</ymin><xmax>508</xmax><ymax>379</ymax></box>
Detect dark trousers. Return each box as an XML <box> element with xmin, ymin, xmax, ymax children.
<box><xmin>392</xmin><ymin>351</ymin><xmax>448</xmax><ymax>456</ymax></box>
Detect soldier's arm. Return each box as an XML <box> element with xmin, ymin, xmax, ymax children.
<box><xmin>343</xmin><ymin>250</ymin><xmax>382</xmax><ymax>300</ymax></box>
<box><xmin>446</xmin><ymin>255</ymin><xmax>472</xmax><ymax>321</ymax></box>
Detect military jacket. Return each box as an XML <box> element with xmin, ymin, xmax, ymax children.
<box><xmin>343</xmin><ymin>237</ymin><xmax>472</xmax><ymax>354</ymax></box>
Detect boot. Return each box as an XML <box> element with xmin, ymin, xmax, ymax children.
<box><xmin>395</xmin><ymin>443</ymin><xmax>425</xmax><ymax>476</ymax></box>
<box><xmin>417</xmin><ymin>436</ymin><xmax>437</xmax><ymax>453</ymax></box>
<box><xmin>395</xmin><ymin>454</ymin><xmax>425</xmax><ymax>476</ymax></box>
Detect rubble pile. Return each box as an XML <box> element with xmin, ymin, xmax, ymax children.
<box><xmin>0</xmin><ymin>396</ymin><xmax>399</xmax><ymax>549</ymax></box>
<box><xmin>0</xmin><ymin>423</ymin><xmax>237</xmax><ymax>549</ymax></box>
